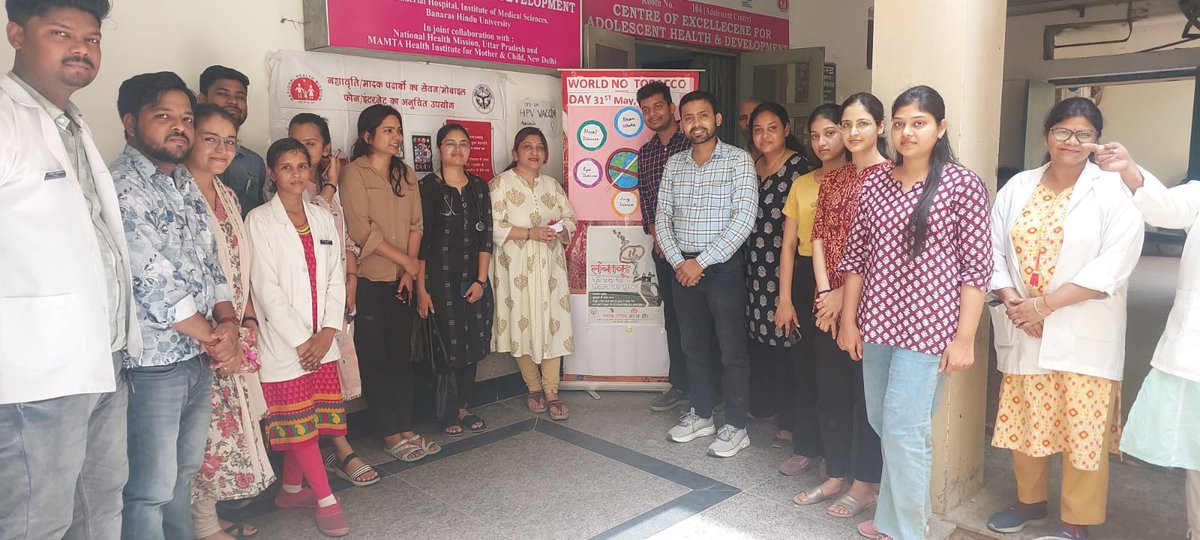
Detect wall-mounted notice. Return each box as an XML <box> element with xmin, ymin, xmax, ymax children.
<box><xmin>324</xmin><ymin>0</ymin><xmax>582</xmax><ymax>69</ymax></box>
<box><xmin>584</xmin><ymin>0</ymin><xmax>789</xmax><ymax>51</ymax></box>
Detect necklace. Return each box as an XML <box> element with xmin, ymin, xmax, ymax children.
<box><xmin>1028</xmin><ymin>185</ymin><xmax>1071</xmax><ymax>288</ymax></box>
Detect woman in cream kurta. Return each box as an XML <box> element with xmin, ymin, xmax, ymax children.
<box><xmin>490</xmin><ymin>127</ymin><xmax>577</xmax><ymax>420</ymax></box>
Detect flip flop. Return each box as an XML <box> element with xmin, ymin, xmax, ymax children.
<box><xmin>827</xmin><ymin>492</ymin><xmax>877</xmax><ymax>518</ymax></box>
<box><xmin>461</xmin><ymin>414</ymin><xmax>487</xmax><ymax>432</ymax></box>
<box><xmin>222</xmin><ymin>521</ymin><xmax>258</xmax><ymax>538</ymax></box>
<box><xmin>527</xmin><ymin>391</ymin><xmax>547</xmax><ymax>413</ymax></box>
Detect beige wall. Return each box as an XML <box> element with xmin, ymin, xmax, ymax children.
<box><xmin>1097</xmin><ymin>79</ymin><xmax>1196</xmax><ymax>185</ymax></box>
<box><xmin>0</xmin><ymin>0</ymin><xmax>306</xmax><ymax>160</ymax></box>
<box><xmin>789</xmin><ymin>0</ymin><xmax>873</xmax><ymax>103</ymax></box>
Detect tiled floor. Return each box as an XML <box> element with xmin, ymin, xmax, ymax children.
<box><xmin>230</xmin><ymin>391</ymin><xmax>1187</xmax><ymax>539</ymax></box>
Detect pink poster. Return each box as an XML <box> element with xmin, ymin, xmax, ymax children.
<box><xmin>325</xmin><ymin>0</ymin><xmax>582</xmax><ymax>70</ymax></box>
<box><xmin>561</xmin><ymin>70</ymin><xmax>699</xmax><ymax>223</ymax></box>
<box><xmin>584</xmin><ymin>0</ymin><xmax>789</xmax><ymax>51</ymax></box>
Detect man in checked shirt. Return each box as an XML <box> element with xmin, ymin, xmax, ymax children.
<box><xmin>655</xmin><ymin>90</ymin><xmax>758</xmax><ymax>458</ymax></box>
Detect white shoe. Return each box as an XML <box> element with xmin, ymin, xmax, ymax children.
<box><xmin>707</xmin><ymin>424</ymin><xmax>750</xmax><ymax>457</ymax></box>
<box><xmin>668</xmin><ymin>407</ymin><xmax>716</xmax><ymax>443</ymax></box>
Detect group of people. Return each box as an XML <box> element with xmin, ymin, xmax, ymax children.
<box><xmin>634</xmin><ymin>79</ymin><xmax>1197</xmax><ymax>539</ymax></box>
<box><xmin>0</xmin><ymin>1</ymin><xmax>575</xmax><ymax>539</ymax></box>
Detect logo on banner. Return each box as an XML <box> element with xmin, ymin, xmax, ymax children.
<box><xmin>472</xmin><ymin>84</ymin><xmax>495</xmax><ymax>114</ymax></box>
<box><xmin>287</xmin><ymin>75</ymin><xmax>322</xmax><ymax>103</ymax></box>
<box><xmin>778</xmin><ymin>0</ymin><xmax>789</xmax><ymax>11</ymax></box>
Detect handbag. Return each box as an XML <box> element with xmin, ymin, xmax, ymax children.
<box><xmin>423</xmin><ymin>317</ymin><xmax>457</xmax><ymax>422</ymax></box>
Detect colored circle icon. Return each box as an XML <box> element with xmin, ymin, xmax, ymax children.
<box><xmin>614</xmin><ymin>106</ymin><xmax>644</xmax><ymax>138</ymax></box>
<box><xmin>606</xmin><ymin>149</ymin><xmax>639</xmax><ymax>191</ymax></box>
<box><xmin>577</xmin><ymin>120</ymin><xmax>607</xmax><ymax>151</ymax></box>
<box><xmin>611</xmin><ymin>191</ymin><xmax>639</xmax><ymax>217</ymax></box>
<box><xmin>573</xmin><ymin>158</ymin><xmax>602</xmax><ymax>188</ymax></box>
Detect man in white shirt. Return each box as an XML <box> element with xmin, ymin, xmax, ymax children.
<box><xmin>0</xmin><ymin>1</ymin><xmax>141</xmax><ymax>538</ymax></box>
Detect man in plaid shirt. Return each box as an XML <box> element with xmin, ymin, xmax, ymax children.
<box><xmin>655</xmin><ymin>90</ymin><xmax>757</xmax><ymax>458</ymax></box>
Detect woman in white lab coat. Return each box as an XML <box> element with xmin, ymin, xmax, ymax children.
<box><xmin>985</xmin><ymin>98</ymin><xmax>1145</xmax><ymax>540</ymax></box>
<box><xmin>1117</xmin><ymin>147</ymin><xmax>1200</xmax><ymax>540</ymax></box>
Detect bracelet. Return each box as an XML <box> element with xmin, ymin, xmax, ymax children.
<box><xmin>474</xmin><ymin>279</ymin><xmax>488</xmax><ymax>288</ymax></box>
<box><xmin>816</xmin><ymin>288</ymin><xmax>833</xmax><ymax>296</ymax></box>
<box><xmin>217</xmin><ymin>316</ymin><xmax>238</xmax><ymax>326</ymax></box>
<box><xmin>1032</xmin><ymin>298</ymin><xmax>1050</xmax><ymax>318</ymax></box>
<box><xmin>321</xmin><ymin>182</ymin><xmax>337</xmax><ymax>194</ymax></box>
<box><xmin>241</xmin><ymin>316</ymin><xmax>259</xmax><ymax>326</ymax></box>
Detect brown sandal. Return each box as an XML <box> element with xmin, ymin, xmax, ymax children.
<box><xmin>527</xmin><ymin>391</ymin><xmax>547</xmax><ymax>413</ymax></box>
<box><xmin>547</xmin><ymin>399</ymin><xmax>569</xmax><ymax>420</ymax></box>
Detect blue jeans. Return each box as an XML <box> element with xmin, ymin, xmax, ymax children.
<box><xmin>862</xmin><ymin>343</ymin><xmax>946</xmax><ymax>540</ymax></box>
<box><xmin>0</xmin><ymin>352</ymin><xmax>128</xmax><ymax>540</ymax></box>
<box><xmin>123</xmin><ymin>356</ymin><xmax>213</xmax><ymax>540</ymax></box>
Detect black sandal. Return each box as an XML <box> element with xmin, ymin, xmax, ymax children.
<box><xmin>323</xmin><ymin>451</ymin><xmax>380</xmax><ymax>487</ymax></box>
<box><xmin>443</xmin><ymin>422</ymin><xmax>465</xmax><ymax>437</ymax></box>
<box><xmin>461</xmin><ymin>414</ymin><xmax>486</xmax><ymax>432</ymax></box>
<box><xmin>223</xmin><ymin>521</ymin><xmax>258</xmax><ymax>538</ymax></box>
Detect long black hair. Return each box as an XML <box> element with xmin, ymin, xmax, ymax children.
<box><xmin>892</xmin><ymin>85</ymin><xmax>960</xmax><ymax>258</ymax></box>
<box><xmin>748</xmin><ymin>101</ymin><xmax>806</xmax><ymax>155</ymax></box>
<box><xmin>840</xmin><ymin>92</ymin><xmax>888</xmax><ymax>156</ymax></box>
<box><xmin>504</xmin><ymin>126</ymin><xmax>549</xmax><ymax>172</ymax></box>
<box><xmin>289</xmin><ymin>112</ymin><xmax>332</xmax><ymax>145</ymax></box>
<box><xmin>806</xmin><ymin>103</ymin><xmax>852</xmax><ymax>163</ymax></box>
<box><xmin>351</xmin><ymin>104</ymin><xmax>412</xmax><ymax>197</ymax></box>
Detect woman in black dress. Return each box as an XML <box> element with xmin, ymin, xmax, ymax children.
<box><xmin>416</xmin><ymin>123</ymin><xmax>494</xmax><ymax>435</ymax></box>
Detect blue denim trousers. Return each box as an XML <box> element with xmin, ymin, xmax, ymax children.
<box><xmin>0</xmin><ymin>352</ymin><xmax>128</xmax><ymax>540</ymax></box>
<box><xmin>122</xmin><ymin>356</ymin><xmax>213</xmax><ymax>540</ymax></box>
<box><xmin>862</xmin><ymin>343</ymin><xmax>946</xmax><ymax>540</ymax></box>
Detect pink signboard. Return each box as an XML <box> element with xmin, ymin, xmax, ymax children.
<box><xmin>325</xmin><ymin>0</ymin><xmax>582</xmax><ymax>69</ymax></box>
<box><xmin>584</xmin><ymin>0</ymin><xmax>789</xmax><ymax>51</ymax></box>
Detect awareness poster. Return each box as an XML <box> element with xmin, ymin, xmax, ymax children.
<box><xmin>267</xmin><ymin>50</ymin><xmax>507</xmax><ymax>179</ymax></box>
<box><xmin>585</xmin><ymin>226</ymin><xmax>662</xmax><ymax>326</ymax></box>
<box><xmin>562</xmin><ymin>70</ymin><xmax>698</xmax><ymax>222</ymax></box>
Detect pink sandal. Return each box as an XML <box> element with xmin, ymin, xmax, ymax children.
<box><xmin>315</xmin><ymin>502</ymin><xmax>350</xmax><ymax>537</ymax></box>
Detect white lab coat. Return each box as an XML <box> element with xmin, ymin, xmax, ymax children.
<box><xmin>0</xmin><ymin>76</ymin><xmax>141</xmax><ymax>404</ymax></box>
<box><xmin>1129</xmin><ymin>174</ymin><xmax>1200</xmax><ymax>384</ymax></box>
<box><xmin>246</xmin><ymin>195</ymin><xmax>346</xmax><ymax>383</ymax></box>
<box><xmin>989</xmin><ymin>162</ymin><xmax>1145</xmax><ymax>381</ymax></box>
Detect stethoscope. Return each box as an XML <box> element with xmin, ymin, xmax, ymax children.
<box><xmin>437</xmin><ymin>174</ymin><xmax>485</xmax><ymax>232</ymax></box>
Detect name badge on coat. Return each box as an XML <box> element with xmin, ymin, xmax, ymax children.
<box><xmin>319</xmin><ymin>239</ymin><xmax>333</xmax><ymax>246</ymax></box>
<box><xmin>44</xmin><ymin>170</ymin><xmax>67</xmax><ymax>181</ymax></box>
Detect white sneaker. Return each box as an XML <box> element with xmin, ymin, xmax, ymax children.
<box><xmin>668</xmin><ymin>407</ymin><xmax>716</xmax><ymax>443</ymax></box>
<box><xmin>707</xmin><ymin>425</ymin><xmax>750</xmax><ymax>457</ymax></box>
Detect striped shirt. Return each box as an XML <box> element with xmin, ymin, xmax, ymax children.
<box><xmin>654</xmin><ymin>139</ymin><xmax>758</xmax><ymax>269</ymax></box>
<box><xmin>637</xmin><ymin>129</ymin><xmax>690</xmax><ymax>233</ymax></box>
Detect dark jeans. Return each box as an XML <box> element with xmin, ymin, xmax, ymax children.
<box><xmin>747</xmin><ymin>340</ymin><xmax>790</xmax><ymax>421</ymax></box>
<box><xmin>810</xmin><ymin>330</ymin><xmax>883</xmax><ymax>482</ymax></box>
<box><xmin>443</xmin><ymin>362</ymin><xmax>479</xmax><ymax>420</ymax></box>
<box><xmin>671</xmin><ymin>254</ymin><xmax>751</xmax><ymax>428</ymax></box>
<box><xmin>653</xmin><ymin>250</ymin><xmax>688</xmax><ymax>392</ymax></box>
<box><xmin>123</xmin><ymin>356</ymin><xmax>213</xmax><ymax>540</ymax></box>
<box><xmin>0</xmin><ymin>352</ymin><xmax>127</xmax><ymax>540</ymax></box>
<box><xmin>355</xmin><ymin>279</ymin><xmax>417</xmax><ymax>436</ymax></box>
<box><xmin>789</xmin><ymin>256</ymin><xmax>823</xmax><ymax>458</ymax></box>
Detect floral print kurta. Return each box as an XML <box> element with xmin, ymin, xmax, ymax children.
<box><xmin>489</xmin><ymin>169</ymin><xmax>577</xmax><ymax>362</ymax></box>
<box><xmin>192</xmin><ymin>178</ymin><xmax>274</xmax><ymax>502</ymax></box>
<box><xmin>991</xmin><ymin>183</ymin><xmax>1120</xmax><ymax>470</ymax></box>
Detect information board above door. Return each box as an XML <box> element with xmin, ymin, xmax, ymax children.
<box><xmin>584</xmin><ymin>0</ymin><xmax>789</xmax><ymax>51</ymax></box>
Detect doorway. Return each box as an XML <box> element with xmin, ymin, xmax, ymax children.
<box><xmin>636</xmin><ymin>42</ymin><xmax>738</xmax><ymax>144</ymax></box>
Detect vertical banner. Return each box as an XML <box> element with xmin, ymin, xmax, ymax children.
<box><xmin>267</xmin><ymin>50</ymin><xmax>508</xmax><ymax>177</ymax></box>
<box><xmin>561</xmin><ymin>70</ymin><xmax>698</xmax><ymax>387</ymax></box>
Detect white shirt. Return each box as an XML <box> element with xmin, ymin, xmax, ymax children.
<box><xmin>247</xmin><ymin>196</ymin><xmax>346</xmax><ymax>383</ymax></box>
<box><xmin>0</xmin><ymin>76</ymin><xmax>142</xmax><ymax>404</ymax></box>
<box><xmin>1130</xmin><ymin>174</ymin><xmax>1200</xmax><ymax>383</ymax></box>
<box><xmin>989</xmin><ymin>162</ymin><xmax>1145</xmax><ymax>381</ymax></box>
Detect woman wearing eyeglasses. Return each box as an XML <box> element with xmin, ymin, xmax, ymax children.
<box><xmin>985</xmin><ymin>98</ymin><xmax>1145</xmax><ymax>540</ymax></box>
<box><xmin>185</xmin><ymin>104</ymin><xmax>275</xmax><ymax>540</ymax></box>
<box><xmin>416</xmin><ymin>124</ymin><xmax>494</xmax><ymax>435</ymax></box>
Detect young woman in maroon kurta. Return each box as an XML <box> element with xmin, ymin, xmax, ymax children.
<box><xmin>836</xmin><ymin>86</ymin><xmax>993</xmax><ymax>540</ymax></box>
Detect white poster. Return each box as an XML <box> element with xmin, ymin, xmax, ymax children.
<box><xmin>585</xmin><ymin>226</ymin><xmax>663</xmax><ymax>326</ymax></box>
<box><xmin>267</xmin><ymin>50</ymin><xmax>508</xmax><ymax>179</ymax></box>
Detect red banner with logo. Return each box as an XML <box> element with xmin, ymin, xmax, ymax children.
<box><xmin>583</xmin><ymin>0</ymin><xmax>789</xmax><ymax>51</ymax></box>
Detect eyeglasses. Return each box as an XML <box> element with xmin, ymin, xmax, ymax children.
<box><xmin>441</xmin><ymin>140</ymin><xmax>470</xmax><ymax>149</ymax></box>
<box><xmin>1049</xmin><ymin>128</ymin><xmax>1097</xmax><ymax>143</ymax></box>
<box><xmin>199</xmin><ymin>134</ymin><xmax>239</xmax><ymax>152</ymax></box>
<box><xmin>838</xmin><ymin>119</ymin><xmax>877</xmax><ymax>133</ymax></box>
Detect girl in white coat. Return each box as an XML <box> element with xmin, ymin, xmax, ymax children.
<box><xmin>986</xmin><ymin>98</ymin><xmax>1145</xmax><ymax>540</ymax></box>
<box><xmin>246</xmin><ymin>138</ymin><xmax>349</xmax><ymax>537</ymax></box>
<box><xmin>1117</xmin><ymin>145</ymin><xmax>1200</xmax><ymax>540</ymax></box>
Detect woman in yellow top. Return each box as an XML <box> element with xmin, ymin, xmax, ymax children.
<box><xmin>490</xmin><ymin>127</ymin><xmax>577</xmax><ymax>421</ymax></box>
<box><xmin>340</xmin><ymin>104</ymin><xmax>439</xmax><ymax>462</ymax></box>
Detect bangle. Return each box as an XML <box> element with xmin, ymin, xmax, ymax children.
<box><xmin>474</xmin><ymin>279</ymin><xmax>488</xmax><ymax>288</ymax></box>
<box><xmin>241</xmin><ymin>316</ymin><xmax>259</xmax><ymax>326</ymax></box>
<box><xmin>217</xmin><ymin>316</ymin><xmax>238</xmax><ymax>326</ymax></box>
<box><xmin>1033</xmin><ymin>298</ymin><xmax>1050</xmax><ymax>318</ymax></box>
<box><xmin>321</xmin><ymin>182</ymin><xmax>337</xmax><ymax>194</ymax></box>
<box><xmin>816</xmin><ymin>288</ymin><xmax>833</xmax><ymax>296</ymax></box>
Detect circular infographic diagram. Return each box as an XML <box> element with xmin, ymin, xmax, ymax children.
<box><xmin>577</xmin><ymin>120</ymin><xmax>607</xmax><ymax>151</ymax></box>
<box><xmin>573</xmin><ymin>158</ymin><xmax>602</xmax><ymax>188</ymax></box>
<box><xmin>613</xmin><ymin>106</ymin><xmax>644</xmax><ymax>138</ymax></box>
<box><xmin>605</xmin><ymin>148</ymin><xmax>639</xmax><ymax>191</ymax></box>
<box><xmin>611</xmin><ymin>191</ymin><xmax>639</xmax><ymax>217</ymax></box>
